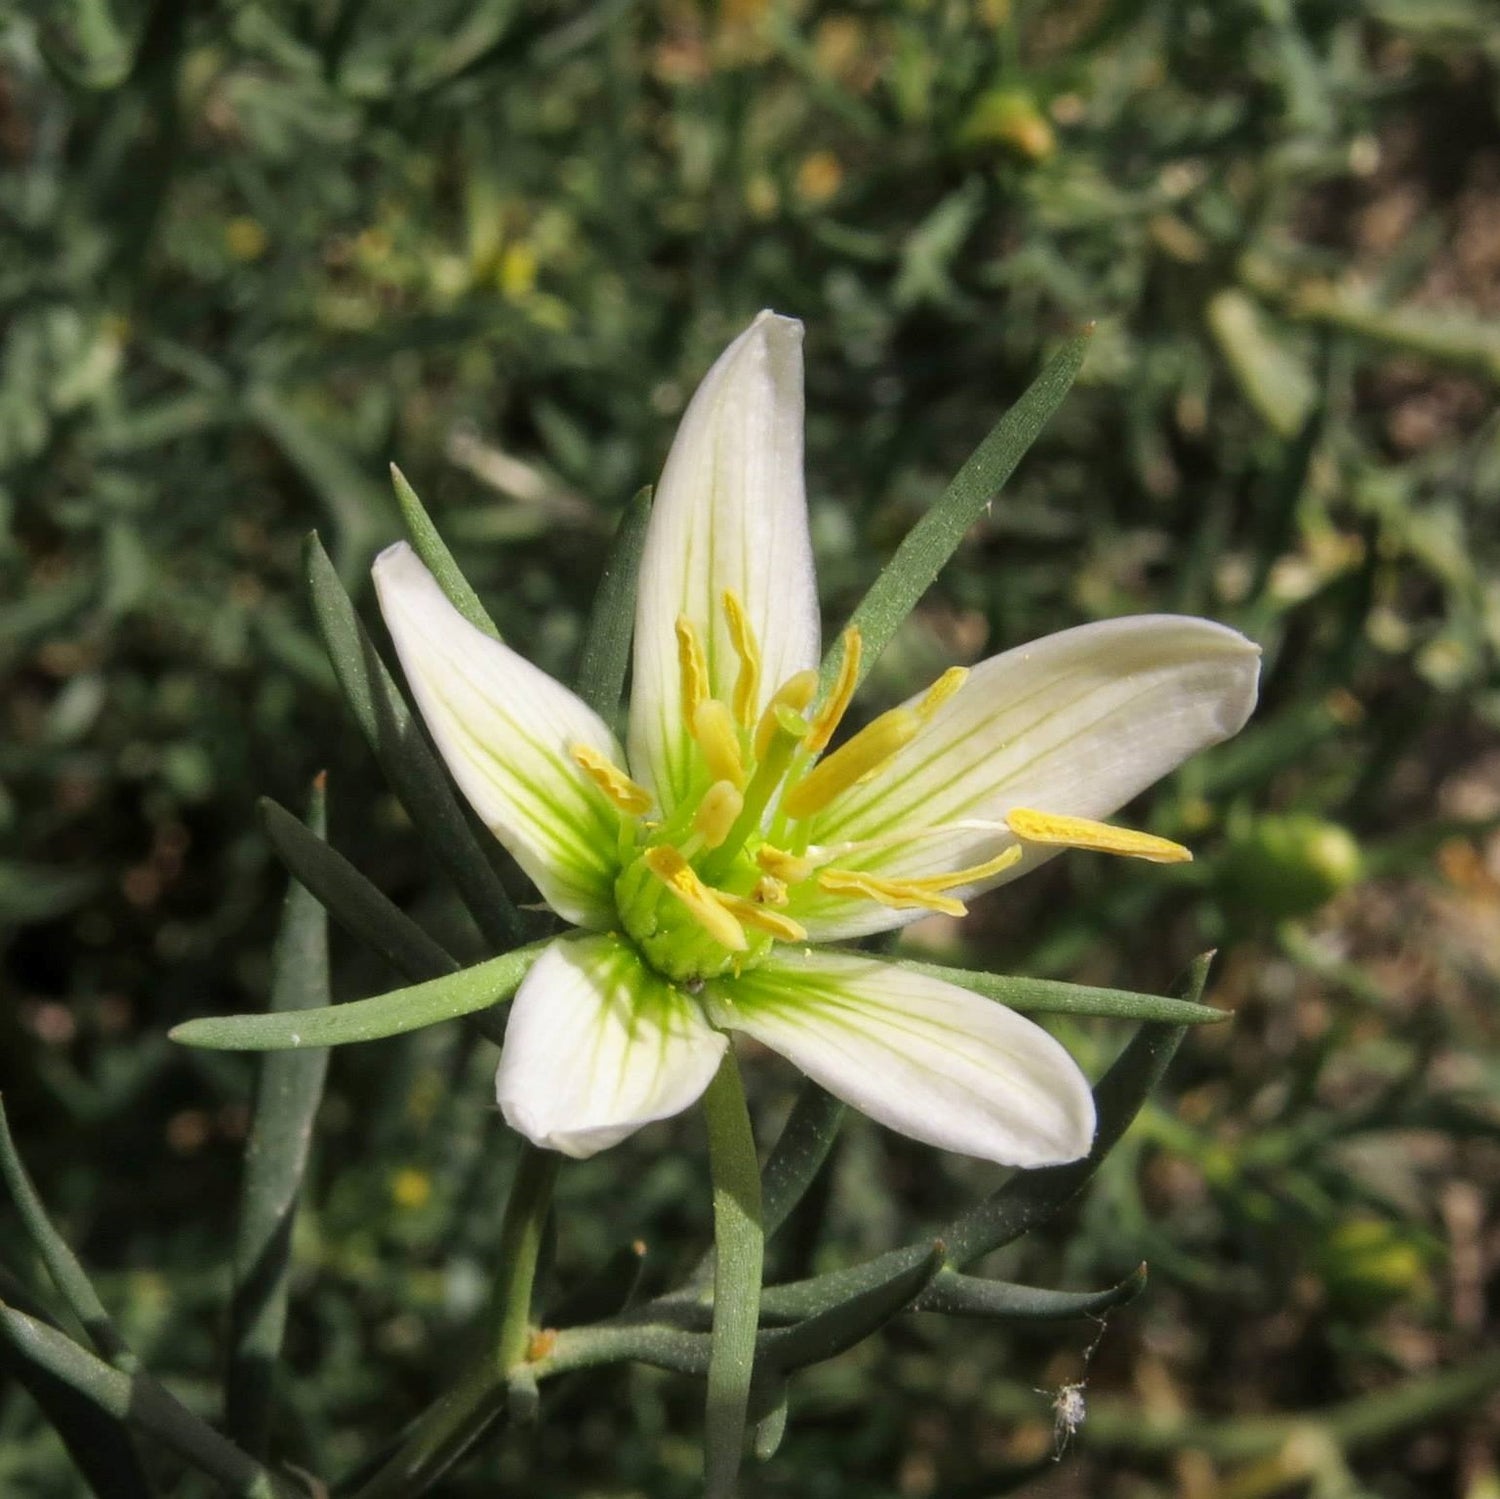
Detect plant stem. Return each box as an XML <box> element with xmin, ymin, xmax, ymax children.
<box><xmin>701</xmin><ymin>1052</ymin><xmax>764</xmax><ymax>1498</ymax></box>
<box><xmin>350</xmin><ymin>1144</ymin><xmax>559</xmax><ymax>1498</ymax></box>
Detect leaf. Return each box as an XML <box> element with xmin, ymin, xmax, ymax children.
<box><xmin>1207</xmin><ymin>289</ymin><xmax>1316</xmax><ymax>438</ymax></box>
<box><xmin>575</xmin><ymin>486</ymin><xmax>652</xmax><ymax>720</ymax></box>
<box><xmin>170</xmin><ymin>943</ymin><xmax>548</xmax><ymax>1051</ymax></box>
<box><xmin>821</xmin><ymin>329</ymin><xmax>1092</xmax><ymax>695</ymax></box>
<box><xmin>917</xmin><ymin>1262</ymin><xmax>1147</xmax><ymax>1321</ymax></box>
<box><xmin>226</xmin><ymin>780</ymin><xmax>333</xmax><ymax>1458</ymax></box>
<box><xmin>390</xmin><ymin>465</ymin><xmax>501</xmax><ymax>640</ymax></box>
<box><xmin>305</xmin><ymin>532</ymin><xmax>522</xmax><ymax>950</ymax></box>
<box><xmin>760</xmin><ymin>1081</ymin><xmax>846</xmax><ymax>1241</ymax></box>
<box><xmin>893</xmin><ymin>960</ymin><xmax>1228</xmax><ymax>1025</ymax></box>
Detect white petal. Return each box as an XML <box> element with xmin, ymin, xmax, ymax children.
<box><xmin>497</xmin><ymin>934</ymin><xmax>727</xmax><ymax>1159</ymax></box>
<box><xmin>711</xmin><ymin>950</ymin><xmax>1094</xmax><ymax>1167</ymax></box>
<box><xmin>374</xmin><ymin>543</ymin><xmax>624</xmax><ymax>928</ymax></box>
<box><xmin>628</xmin><ymin>312</ymin><xmax>821</xmax><ymax>813</ymax></box>
<box><xmin>795</xmin><ymin>615</ymin><xmax>1260</xmax><ymax>940</ymax></box>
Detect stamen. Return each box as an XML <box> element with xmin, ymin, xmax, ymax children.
<box><xmin>781</xmin><ymin>707</ymin><xmax>920</xmax><ymax>820</ymax></box>
<box><xmin>918</xmin><ymin>666</ymin><xmax>968</xmax><ymax>718</ymax></box>
<box><xmin>570</xmin><ymin>744</ymin><xmax>653</xmax><ymax>815</ymax></box>
<box><xmin>714</xmin><ymin>891</ymin><xmax>807</xmax><ymax>942</ymax></box>
<box><xmin>692</xmin><ymin>699</ymin><xmax>746</xmax><ymax>787</ymax></box>
<box><xmin>753</xmin><ymin>670</ymin><xmax>819</xmax><ymax>760</ymax></box>
<box><xmin>815</xmin><ymin>868</ymin><xmax>966</xmax><ymax>917</ymax></box>
<box><xmin>751</xmin><ymin>875</ymin><xmax>789</xmax><ymax>906</ymax></box>
<box><xmin>805</xmin><ymin>627</ymin><xmax>861</xmax><ymax>754</ymax></box>
<box><xmin>1005</xmin><ymin>808</ymin><xmax>1193</xmax><ymax>864</ymax></box>
<box><xmin>899</xmin><ymin>844</ymin><xmax>1023</xmax><ymax>891</ymax></box>
<box><xmin>693</xmin><ymin>780</ymin><xmax>744</xmax><ymax>849</ymax></box>
<box><xmin>756</xmin><ymin>844</ymin><xmax>816</xmax><ymax>885</ymax></box>
<box><xmin>676</xmin><ymin>616</ymin><xmax>709</xmax><ymax>726</ymax></box>
<box><xmin>722</xmin><ymin>589</ymin><xmax>762</xmax><ymax>729</ymax></box>
<box><xmin>642</xmin><ymin>847</ymin><xmax>747</xmax><ymax>951</ymax></box>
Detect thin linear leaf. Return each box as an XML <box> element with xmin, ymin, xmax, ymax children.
<box><xmin>305</xmin><ymin>532</ymin><xmax>522</xmax><ymax>949</ymax></box>
<box><xmin>919</xmin><ymin>1262</ymin><xmax>1147</xmax><ymax>1321</ymax></box>
<box><xmin>759</xmin><ymin>1242</ymin><xmax>944</xmax><ymax>1372</ymax></box>
<box><xmin>761</xmin><ymin>1082</ymin><xmax>846</xmax><ymax>1240</ymax></box>
<box><xmin>170</xmin><ymin>943</ymin><xmax>548</xmax><ymax>1052</ymax></box>
<box><xmin>259</xmin><ymin>797</ymin><xmax>459</xmax><ymax>983</ymax></box>
<box><xmin>390</xmin><ymin>465</ymin><xmax>501</xmax><ymax>640</ymax></box>
<box><xmin>0</xmin><ymin>1265</ymin><xmax>152</xmax><ymax>1499</ymax></box>
<box><xmin>575</xmin><ymin>486</ymin><xmax>652</xmax><ymax>718</ymax></box>
<box><xmin>0</xmin><ymin>1096</ymin><xmax>137</xmax><ymax>1371</ymax></box>
<box><xmin>893</xmin><ymin>959</ymin><xmax>1227</xmax><ymax>1025</ymax></box>
<box><xmin>0</xmin><ymin>1303</ymin><xmax>295</xmax><ymax>1499</ymax></box>
<box><xmin>821</xmin><ymin>329</ymin><xmax>1092</xmax><ymax>694</ymax></box>
<box><xmin>226</xmin><ymin>780</ymin><xmax>333</xmax><ymax>1458</ymax></box>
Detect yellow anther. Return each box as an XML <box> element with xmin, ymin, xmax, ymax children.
<box><xmin>692</xmin><ymin>698</ymin><xmax>746</xmax><ymax>787</ymax></box>
<box><xmin>676</xmin><ymin>616</ymin><xmax>709</xmax><ymax>726</ymax></box>
<box><xmin>722</xmin><ymin>589</ymin><xmax>762</xmax><ymax>729</ymax></box>
<box><xmin>781</xmin><ymin>707</ymin><xmax>921</xmax><ymax>820</ymax></box>
<box><xmin>642</xmin><ymin>847</ymin><xmax>747</xmax><ymax>951</ymax></box>
<box><xmin>815</xmin><ymin>868</ymin><xmax>967</xmax><ymax>918</ymax></box>
<box><xmin>693</xmin><ymin>780</ymin><xmax>744</xmax><ymax>849</ymax></box>
<box><xmin>751</xmin><ymin>875</ymin><xmax>789</xmax><ymax>906</ymax></box>
<box><xmin>570</xmin><ymin>744</ymin><xmax>653</xmax><ymax>815</ymax></box>
<box><xmin>1005</xmin><ymin>808</ymin><xmax>1193</xmax><ymax>864</ymax></box>
<box><xmin>714</xmin><ymin>891</ymin><xmax>807</xmax><ymax>942</ymax></box>
<box><xmin>754</xmin><ymin>670</ymin><xmax>819</xmax><ymax>760</ymax></box>
<box><xmin>756</xmin><ymin>844</ymin><xmax>816</xmax><ymax>885</ymax></box>
<box><xmin>918</xmin><ymin>666</ymin><xmax>969</xmax><ymax>718</ymax></box>
<box><xmin>805</xmin><ymin>628</ymin><xmax>861</xmax><ymax>754</ymax></box>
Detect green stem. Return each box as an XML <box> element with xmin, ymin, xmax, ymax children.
<box><xmin>700</xmin><ymin>1052</ymin><xmax>764</xmax><ymax>1498</ymax></box>
<box><xmin>350</xmin><ymin>1145</ymin><xmax>559</xmax><ymax>1498</ymax></box>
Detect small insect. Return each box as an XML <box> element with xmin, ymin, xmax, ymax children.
<box><xmin>1036</xmin><ymin>1314</ymin><xmax>1110</xmax><ymax>1461</ymax></box>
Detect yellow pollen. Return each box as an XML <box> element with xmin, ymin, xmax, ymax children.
<box><xmin>756</xmin><ymin>844</ymin><xmax>816</xmax><ymax>885</ymax></box>
<box><xmin>693</xmin><ymin>780</ymin><xmax>744</xmax><ymax>849</ymax></box>
<box><xmin>722</xmin><ymin>589</ymin><xmax>762</xmax><ymax>729</ymax></box>
<box><xmin>919</xmin><ymin>666</ymin><xmax>969</xmax><ymax>718</ymax></box>
<box><xmin>714</xmin><ymin>891</ymin><xmax>807</xmax><ymax>942</ymax></box>
<box><xmin>692</xmin><ymin>699</ymin><xmax>746</xmax><ymax>787</ymax></box>
<box><xmin>752</xmin><ymin>875</ymin><xmax>789</xmax><ymax>906</ymax></box>
<box><xmin>815</xmin><ymin>868</ymin><xmax>967</xmax><ymax>917</ymax></box>
<box><xmin>781</xmin><ymin>707</ymin><xmax>921</xmax><ymax>820</ymax></box>
<box><xmin>1004</xmin><ymin>808</ymin><xmax>1193</xmax><ymax>864</ymax></box>
<box><xmin>642</xmin><ymin>847</ymin><xmax>747</xmax><ymax>951</ymax></box>
<box><xmin>754</xmin><ymin>669</ymin><xmax>819</xmax><ymax>760</ymax></box>
<box><xmin>676</xmin><ymin>616</ymin><xmax>709</xmax><ymax>725</ymax></box>
<box><xmin>805</xmin><ymin>628</ymin><xmax>861</xmax><ymax>754</ymax></box>
<box><xmin>570</xmin><ymin>744</ymin><xmax>653</xmax><ymax>815</ymax></box>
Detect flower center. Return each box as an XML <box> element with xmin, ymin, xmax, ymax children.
<box><xmin>572</xmin><ymin>592</ymin><xmax>1192</xmax><ymax>984</ymax></box>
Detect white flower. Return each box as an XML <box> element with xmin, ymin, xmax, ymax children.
<box><xmin>374</xmin><ymin>313</ymin><xmax>1260</xmax><ymax>1164</ymax></box>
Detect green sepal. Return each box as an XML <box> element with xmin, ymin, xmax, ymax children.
<box><xmin>169</xmin><ymin>943</ymin><xmax>548</xmax><ymax>1051</ymax></box>
<box><xmin>575</xmin><ymin>486</ymin><xmax>652</xmax><ymax>719</ymax></box>
<box><xmin>390</xmin><ymin>465</ymin><xmax>502</xmax><ymax>640</ymax></box>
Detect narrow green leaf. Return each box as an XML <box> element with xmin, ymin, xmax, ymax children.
<box><xmin>701</xmin><ymin>1054</ymin><xmax>764</xmax><ymax>1499</ymax></box>
<box><xmin>0</xmin><ymin>1304</ymin><xmax>296</xmax><ymax>1498</ymax></box>
<box><xmin>0</xmin><ymin>1097</ymin><xmax>136</xmax><ymax>1372</ymax></box>
<box><xmin>0</xmin><ymin>1265</ymin><xmax>152</xmax><ymax>1499</ymax></box>
<box><xmin>575</xmin><ymin>486</ymin><xmax>652</xmax><ymax>719</ymax></box>
<box><xmin>752</xmin><ymin>1387</ymin><xmax>789</xmax><ymax>1462</ymax></box>
<box><xmin>542</xmin><ymin>1317</ymin><xmax>711</xmax><ymax>1377</ymax></box>
<box><xmin>259</xmin><ymin>796</ymin><xmax>459</xmax><ymax>983</ymax></box>
<box><xmin>760</xmin><ymin>1242</ymin><xmax>944</xmax><ymax>1372</ymax></box>
<box><xmin>226</xmin><ymin>781</ymin><xmax>333</xmax><ymax>1458</ymax></box>
<box><xmin>821</xmin><ymin>329</ymin><xmax>1092</xmax><ymax>694</ymax></box>
<box><xmin>170</xmin><ymin>943</ymin><xmax>548</xmax><ymax>1052</ymax></box>
<box><xmin>761</xmin><ymin>1082</ymin><xmax>846</xmax><ymax>1240</ymax></box>
<box><xmin>390</xmin><ymin>464</ymin><xmax>501</xmax><ymax>640</ymax></box>
<box><xmin>305</xmin><ymin>532</ymin><xmax>522</xmax><ymax>950</ymax></box>
<box><xmin>894</xmin><ymin>959</ymin><xmax>1228</xmax><ymax>1025</ymax></box>
<box><xmin>918</xmin><ymin>1262</ymin><xmax>1147</xmax><ymax>1321</ymax></box>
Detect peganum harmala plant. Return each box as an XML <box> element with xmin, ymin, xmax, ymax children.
<box><xmin>1</xmin><ymin>317</ymin><xmax>1257</xmax><ymax>1497</ymax></box>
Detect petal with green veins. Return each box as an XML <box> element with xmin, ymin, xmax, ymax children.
<box><xmin>629</xmin><ymin>312</ymin><xmax>820</xmax><ymax>813</ymax></box>
<box><xmin>497</xmin><ymin>935</ymin><xmax>728</xmax><ymax>1159</ymax></box>
<box><xmin>793</xmin><ymin>615</ymin><xmax>1260</xmax><ymax>941</ymax></box>
<box><xmin>374</xmin><ymin>544</ymin><xmax>624</xmax><ymax>928</ymax></box>
<box><xmin>710</xmin><ymin>950</ymin><xmax>1095</xmax><ymax>1168</ymax></box>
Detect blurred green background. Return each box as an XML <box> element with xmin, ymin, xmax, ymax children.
<box><xmin>3</xmin><ymin>1</ymin><xmax>1498</xmax><ymax>1494</ymax></box>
